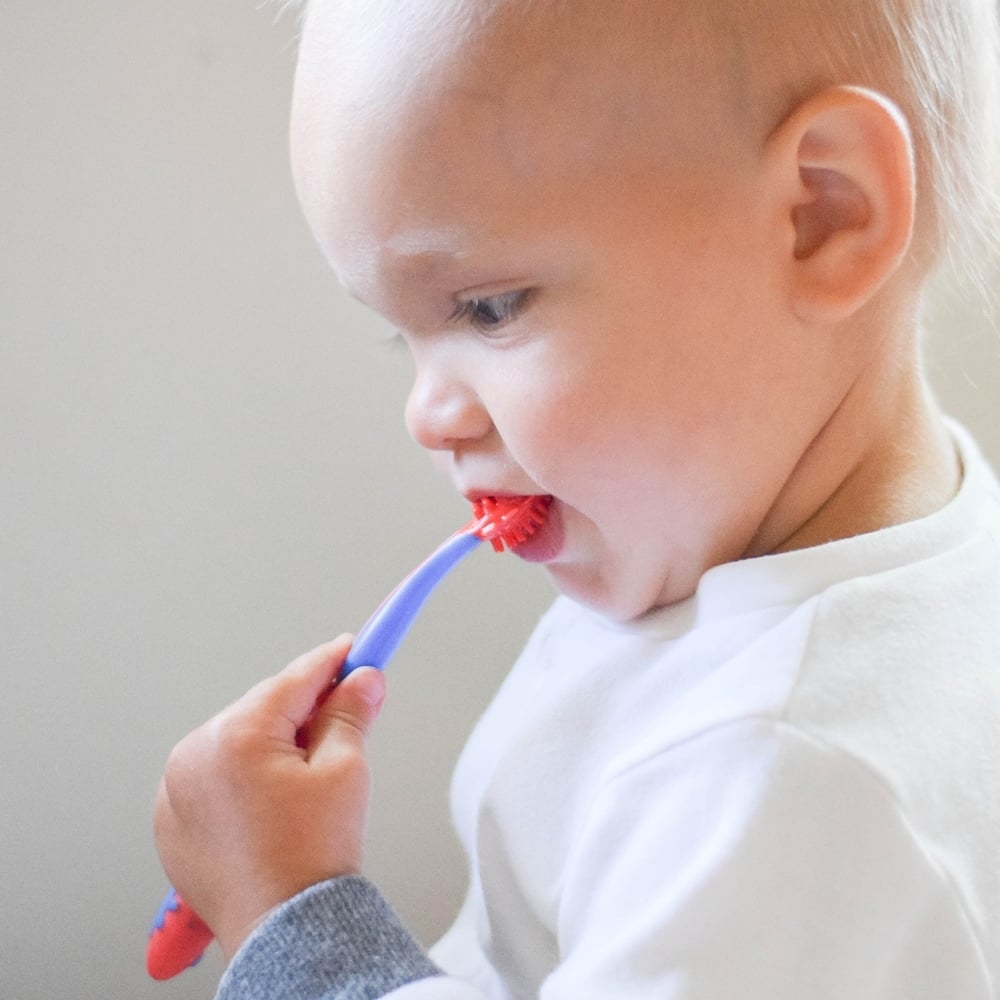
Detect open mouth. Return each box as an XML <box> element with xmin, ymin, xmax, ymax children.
<box><xmin>469</xmin><ymin>494</ymin><xmax>553</xmax><ymax>551</ymax></box>
<box><xmin>463</xmin><ymin>492</ymin><xmax>562</xmax><ymax>562</ymax></box>
<box><xmin>503</xmin><ymin>496</ymin><xmax>562</xmax><ymax>563</ymax></box>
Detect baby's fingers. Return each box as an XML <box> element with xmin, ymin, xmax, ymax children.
<box><xmin>304</xmin><ymin>666</ymin><xmax>387</xmax><ymax>766</ymax></box>
<box><xmin>241</xmin><ymin>635</ymin><xmax>355</xmax><ymax>738</ymax></box>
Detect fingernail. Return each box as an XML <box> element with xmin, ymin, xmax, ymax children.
<box><xmin>353</xmin><ymin>667</ymin><xmax>386</xmax><ymax>708</ymax></box>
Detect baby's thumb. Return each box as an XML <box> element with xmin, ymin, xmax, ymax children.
<box><xmin>306</xmin><ymin>667</ymin><xmax>387</xmax><ymax>761</ymax></box>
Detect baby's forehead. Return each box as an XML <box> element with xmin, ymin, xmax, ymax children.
<box><xmin>297</xmin><ymin>0</ymin><xmax>750</xmax><ymax>176</ymax></box>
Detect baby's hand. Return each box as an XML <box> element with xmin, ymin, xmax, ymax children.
<box><xmin>153</xmin><ymin>636</ymin><xmax>387</xmax><ymax>960</ymax></box>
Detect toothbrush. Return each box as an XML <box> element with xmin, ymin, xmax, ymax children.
<box><xmin>147</xmin><ymin>494</ymin><xmax>551</xmax><ymax>981</ymax></box>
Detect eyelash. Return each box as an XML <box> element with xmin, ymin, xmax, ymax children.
<box><xmin>449</xmin><ymin>289</ymin><xmax>530</xmax><ymax>333</ymax></box>
<box><xmin>379</xmin><ymin>331</ymin><xmax>408</xmax><ymax>354</ymax></box>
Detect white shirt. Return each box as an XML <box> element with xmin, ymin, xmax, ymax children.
<box><xmin>220</xmin><ymin>423</ymin><xmax>1000</xmax><ymax>1000</ymax></box>
<box><xmin>404</xmin><ymin>422</ymin><xmax>1000</xmax><ymax>999</ymax></box>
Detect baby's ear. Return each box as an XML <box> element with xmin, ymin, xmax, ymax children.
<box><xmin>765</xmin><ymin>85</ymin><xmax>916</xmax><ymax>323</ymax></box>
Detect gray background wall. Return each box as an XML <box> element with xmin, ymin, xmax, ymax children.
<box><xmin>2</xmin><ymin>4</ymin><xmax>997</xmax><ymax>998</ymax></box>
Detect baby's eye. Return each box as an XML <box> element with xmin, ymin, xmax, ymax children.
<box><xmin>450</xmin><ymin>290</ymin><xmax>530</xmax><ymax>333</ymax></box>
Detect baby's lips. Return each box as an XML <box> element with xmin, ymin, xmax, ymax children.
<box><xmin>507</xmin><ymin>497</ymin><xmax>562</xmax><ymax>563</ymax></box>
<box><xmin>469</xmin><ymin>494</ymin><xmax>552</xmax><ymax>551</ymax></box>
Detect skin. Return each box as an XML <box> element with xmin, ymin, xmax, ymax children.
<box><xmin>154</xmin><ymin>641</ymin><xmax>386</xmax><ymax>959</ymax></box>
<box><xmin>290</xmin><ymin>0</ymin><xmax>958</xmax><ymax>621</ymax></box>
<box><xmin>155</xmin><ymin>0</ymin><xmax>961</xmax><ymax>961</ymax></box>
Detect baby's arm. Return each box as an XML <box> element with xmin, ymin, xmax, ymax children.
<box><xmin>211</xmin><ymin>713</ymin><xmax>986</xmax><ymax>1000</ymax></box>
<box><xmin>153</xmin><ymin>636</ymin><xmax>388</xmax><ymax>959</ymax></box>
<box><xmin>156</xmin><ymin>662</ymin><xmax>988</xmax><ymax>999</ymax></box>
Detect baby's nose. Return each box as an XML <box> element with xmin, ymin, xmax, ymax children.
<box><xmin>404</xmin><ymin>364</ymin><xmax>492</xmax><ymax>452</ymax></box>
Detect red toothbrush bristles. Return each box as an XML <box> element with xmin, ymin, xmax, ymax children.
<box><xmin>470</xmin><ymin>495</ymin><xmax>552</xmax><ymax>552</ymax></box>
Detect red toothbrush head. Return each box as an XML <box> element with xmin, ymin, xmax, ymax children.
<box><xmin>470</xmin><ymin>495</ymin><xmax>552</xmax><ymax>552</ymax></box>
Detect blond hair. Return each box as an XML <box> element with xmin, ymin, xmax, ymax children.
<box><xmin>289</xmin><ymin>0</ymin><xmax>1000</xmax><ymax>283</ymax></box>
<box><xmin>707</xmin><ymin>0</ymin><xmax>1000</xmax><ymax>287</ymax></box>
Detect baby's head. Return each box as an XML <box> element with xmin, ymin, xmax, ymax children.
<box><xmin>290</xmin><ymin>0</ymin><xmax>998</xmax><ymax>619</ymax></box>
<box><xmin>291</xmin><ymin>0</ymin><xmax>999</xmax><ymax>280</ymax></box>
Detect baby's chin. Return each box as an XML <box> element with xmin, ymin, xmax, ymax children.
<box><xmin>542</xmin><ymin>556</ymin><xmax>676</xmax><ymax>625</ymax></box>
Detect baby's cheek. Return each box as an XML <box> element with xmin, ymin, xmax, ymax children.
<box><xmin>494</xmin><ymin>357</ymin><xmax>611</xmax><ymax>484</ymax></box>
<box><xmin>510</xmin><ymin>406</ymin><xmax>599</xmax><ymax>491</ymax></box>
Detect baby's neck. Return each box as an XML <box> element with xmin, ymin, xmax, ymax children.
<box><xmin>749</xmin><ymin>347</ymin><xmax>961</xmax><ymax>556</ymax></box>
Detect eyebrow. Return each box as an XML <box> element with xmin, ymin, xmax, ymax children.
<box><xmin>331</xmin><ymin>244</ymin><xmax>474</xmax><ymax>318</ymax></box>
<box><xmin>384</xmin><ymin>225</ymin><xmax>473</xmax><ymax>258</ymax></box>
<box><xmin>327</xmin><ymin>225</ymin><xmax>471</xmax><ymax>287</ymax></box>
<box><xmin>350</xmin><ymin>246</ymin><xmax>478</xmax><ymax>307</ymax></box>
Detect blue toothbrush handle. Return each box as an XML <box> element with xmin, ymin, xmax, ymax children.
<box><xmin>341</xmin><ymin>529</ymin><xmax>482</xmax><ymax>676</ymax></box>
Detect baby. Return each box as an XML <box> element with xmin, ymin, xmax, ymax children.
<box><xmin>154</xmin><ymin>1</ymin><xmax>1000</xmax><ymax>996</ymax></box>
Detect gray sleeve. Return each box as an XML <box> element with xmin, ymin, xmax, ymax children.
<box><xmin>216</xmin><ymin>876</ymin><xmax>444</xmax><ymax>1000</ymax></box>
